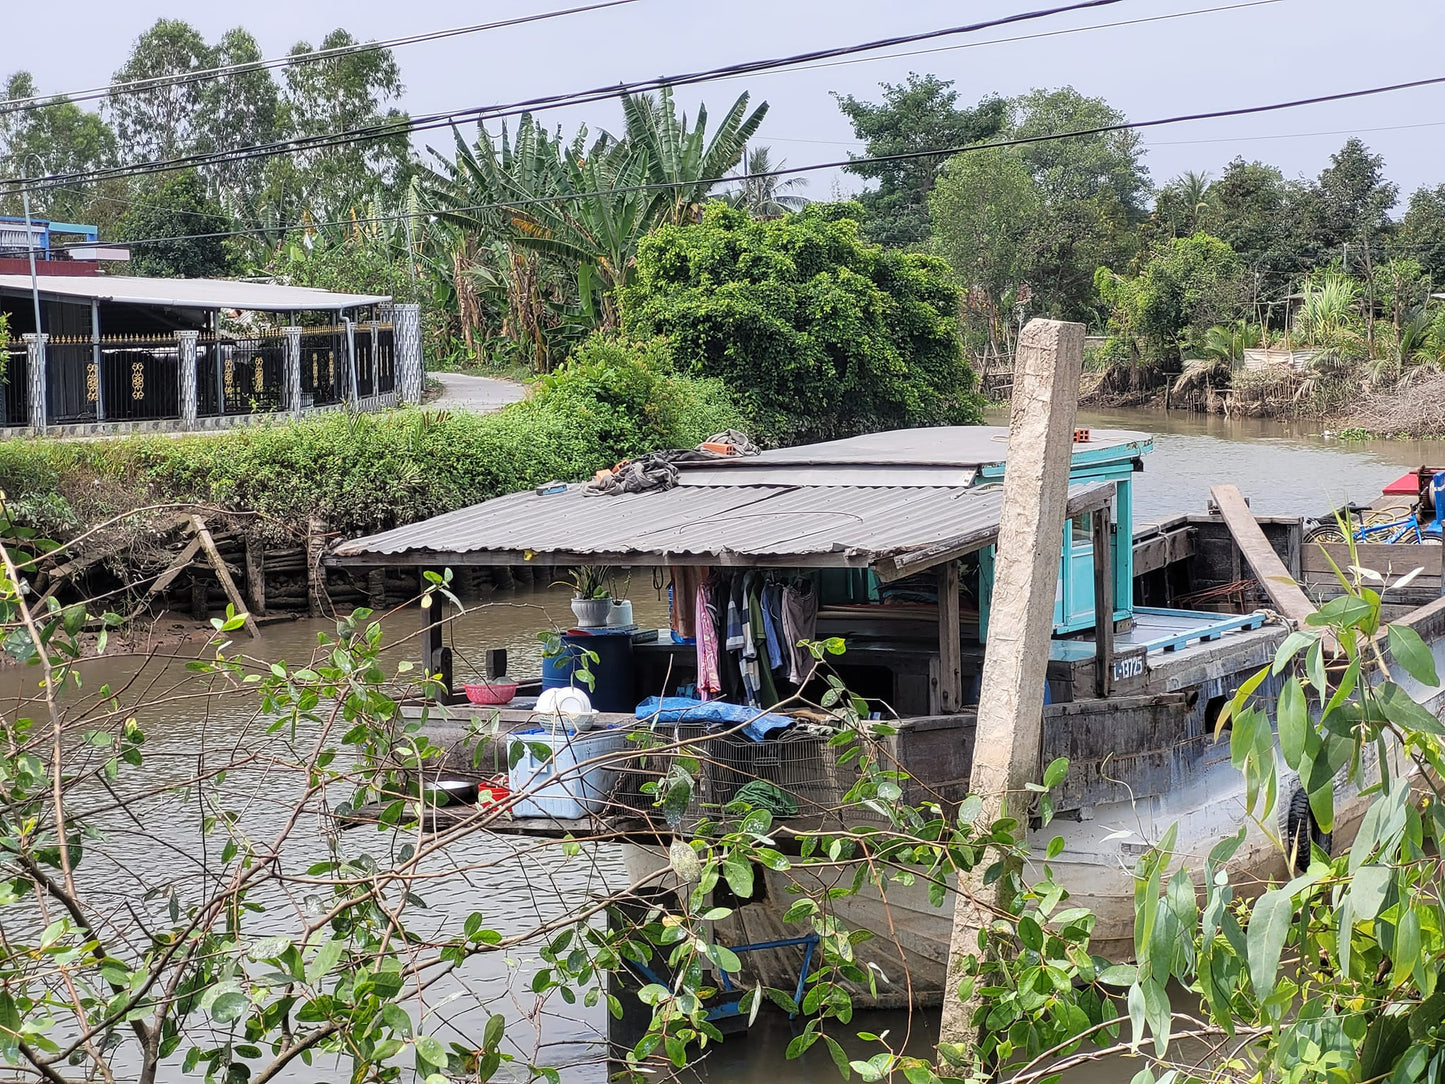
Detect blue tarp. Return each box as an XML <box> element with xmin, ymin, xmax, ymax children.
<box><xmin>635</xmin><ymin>696</ymin><xmax>792</xmax><ymax>742</ymax></box>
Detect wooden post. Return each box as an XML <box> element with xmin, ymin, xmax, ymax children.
<box><xmin>306</xmin><ymin>514</ymin><xmax>326</xmax><ymax>618</ymax></box>
<box><xmin>937</xmin><ymin>561</ymin><xmax>963</xmax><ymax>713</ymax></box>
<box><xmin>485</xmin><ymin>648</ymin><xmax>508</xmax><ymax>680</ymax></box>
<box><xmin>191</xmin><ymin>516</ymin><xmax>260</xmax><ymax>638</ymax></box>
<box><xmin>939</xmin><ymin>319</ymin><xmax>1085</xmax><ymax>1050</ymax></box>
<box><xmin>244</xmin><ymin>537</ymin><xmax>266</xmax><ymax>616</ymax></box>
<box><xmin>1093</xmin><ymin>504</ymin><xmax>1115</xmax><ymax>699</ymax></box>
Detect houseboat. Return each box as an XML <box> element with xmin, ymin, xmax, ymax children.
<box><xmin>328</xmin><ymin>426</ymin><xmax>1445</xmax><ymax>1007</ymax></box>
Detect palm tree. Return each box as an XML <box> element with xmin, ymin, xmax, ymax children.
<box><xmin>730</xmin><ymin>146</ymin><xmax>809</xmax><ymax>219</ymax></box>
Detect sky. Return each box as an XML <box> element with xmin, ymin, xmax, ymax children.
<box><xmin>9</xmin><ymin>0</ymin><xmax>1445</xmax><ymax>207</ymax></box>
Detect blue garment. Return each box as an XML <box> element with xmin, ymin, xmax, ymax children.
<box><xmin>635</xmin><ymin>696</ymin><xmax>792</xmax><ymax>741</ymax></box>
<box><xmin>761</xmin><ymin>583</ymin><xmax>785</xmax><ymax>672</ymax></box>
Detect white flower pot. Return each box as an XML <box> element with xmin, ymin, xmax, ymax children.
<box><xmin>570</xmin><ymin>596</ymin><xmax>612</xmax><ymax>627</ymax></box>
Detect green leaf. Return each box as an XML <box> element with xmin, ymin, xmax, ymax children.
<box><xmin>722</xmin><ymin>856</ymin><xmax>754</xmax><ymax>899</ymax></box>
<box><xmin>1043</xmin><ymin>757</ymin><xmax>1068</xmax><ymax>790</ymax></box>
<box><xmin>1388</xmin><ymin>624</ymin><xmax>1440</xmax><ymax>687</ymax></box>
<box><xmin>415</xmin><ymin>1034</ymin><xmax>448</xmax><ymax>1069</ymax></box>
<box><xmin>1277</xmin><ymin>677</ymin><xmax>1307</xmax><ymax>771</ymax></box>
<box><xmin>306</xmin><ymin>938</ymin><xmax>345</xmax><ymax>985</ymax></box>
<box><xmin>1246</xmin><ymin>888</ymin><xmax>1293</xmax><ymax>1001</ymax></box>
<box><xmin>1393</xmin><ymin>907</ymin><xmax>1423</xmax><ymax>987</ymax></box>
<box><xmin>1348</xmin><ymin>865</ymin><xmax>1391</xmax><ymax>921</ymax></box>
<box><xmin>1096</xmin><ymin>964</ymin><xmax>1138</xmax><ymax>987</ymax></box>
<box><xmin>210</xmin><ymin>990</ymin><xmax>248</xmax><ymax>1024</ymax></box>
<box><xmin>1377</xmin><ymin>683</ymin><xmax>1445</xmax><ymax>736</ymax></box>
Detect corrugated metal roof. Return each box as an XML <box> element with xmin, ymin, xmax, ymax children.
<box><xmin>331</xmin><ymin>481</ymin><xmax>1114</xmax><ymax>570</ymax></box>
<box><xmin>696</xmin><ymin>426</ymin><xmax>1151</xmax><ymax>471</ymax></box>
<box><xmin>0</xmin><ymin>274</ymin><xmax>390</xmax><ymax>312</ymax></box>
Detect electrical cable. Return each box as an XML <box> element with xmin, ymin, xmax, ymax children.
<box><xmin>0</xmin><ymin>0</ymin><xmax>1142</xmax><ymax>195</ymax></box>
<box><xmin>0</xmin><ymin>0</ymin><xmax>640</xmax><ymax>117</ymax></box>
<box><xmin>69</xmin><ymin>71</ymin><xmax>1445</xmax><ymax>252</ymax></box>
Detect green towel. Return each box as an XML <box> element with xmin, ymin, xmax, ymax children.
<box><xmin>732</xmin><ymin>779</ymin><xmax>798</xmax><ymax>817</ymax></box>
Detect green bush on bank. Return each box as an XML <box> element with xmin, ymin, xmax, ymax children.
<box><xmin>0</xmin><ymin>342</ymin><xmax>742</xmax><ymax>541</ymax></box>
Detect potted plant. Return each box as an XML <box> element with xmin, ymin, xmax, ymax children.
<box><xmin>560</xmin><ymin>565</ymin><xmax>613</xmax><ymax>627</ymax></box>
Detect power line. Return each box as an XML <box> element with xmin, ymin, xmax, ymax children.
<box><xmin>0</xmin><ymin>0</ymin><xmax>639</xmax><ymax>118</ymax></box>
<box><xmin>1</xmin><ymin>0</ymin><xmax>1142</xmax><ymax>196</ymax></box>
<box><xmin>79</xmin><ymin>72</ymin><xmax>1445</xmax><ymax>253</ymax></box>
<box><xmin>671</xmin><ymin>0</ymin><xmax>1285</xmax><ymax>88</ymax></box>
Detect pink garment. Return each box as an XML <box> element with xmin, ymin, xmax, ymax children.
<box><xmin>695</xmin><ymin>579</ymin><xmax>722</xmax><ymax>699</ymax></box>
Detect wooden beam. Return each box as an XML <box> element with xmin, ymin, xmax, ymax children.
<box><xmin>191</xmin><ymin>516</ymin><xmax>260</xmax><ymax>638</ymax></box>
<box><xmin>1208</xmin><ymin>484</ymin><xmax>1315</xmax><ymax>627</ymax></box>
<box><xmin>1093</xmin><ymin>504</ymin><xmax>1115</xmax><ymax>699</ymax></box>
<box><xmin>936</xmin><ymin>561</ymin><xmax>963</xmax><ymax>713</ymax></box>
<box><xmin>940</xmin><ymin>318</ymin><xmax>1086</xmax><ymax>1047</ymax></box>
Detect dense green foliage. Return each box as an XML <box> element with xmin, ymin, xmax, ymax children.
<box><xmin>833</xmin><ymin>74</ymin><xmax>1005</xmax><ymax>248</ymax></box>
<box><xmin>0</xmin><ymin>354</ymin><xmax>738</xmax><ymax>540</ymax></box>
<box><xmin>113</xmin><ymin>170</ymin><xmax>234</xmax><ymax>278</ymax></box>
<box><xmin>1096</xmin><ymin>232</ymin><xmax>1247</xmax><ymax>366</ymax></box>
<box><xmin>620</xmin><ymin>203</ymin><xmax>982</xmax><ymax>445</ymax></box>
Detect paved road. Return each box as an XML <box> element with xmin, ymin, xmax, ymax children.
<box><xmin>430</xmin><ymin>371</ymin><xmax>527</xmax><ymax>413</ymax></box>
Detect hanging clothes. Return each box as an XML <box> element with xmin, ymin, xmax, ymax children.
<box><xmin>761</xmin><ymin>582</ymin><xmax>786</xmax><ymax>673</ymax></box>
<box><xmin>748</xmin><ymin>579</ymin><xmax>781</xmax><ymax>707</ymax></box>
<box><xmin>712</xmin><ymin>575</ymin><xmax>743</xmax><ymax>700</ymax></box>
<box><xmin>725</xmin><ymin>576</ymin><xmax>746</xmax><ymax>653</ymax></box>
<box><xmin>695</xmin><ymin>576</ymin><xmax>722</xmax><ymax>699</ymax></box>
<box><xmin>782</xmin><ymin>580</ymin><xmax>819</xmax><ymax>685</ymax></box>
<box><xmin>670</xmin><ymin>565</ymin><xmax>706</xmax><ymax>640</ymax></box>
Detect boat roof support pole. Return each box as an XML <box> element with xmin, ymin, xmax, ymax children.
<box><xmin>936</xmin><ymin>560</ymin><xmax>962</xmax><ymax>713</ymax></box>
<box><xmin>939</xmin><ymin>318</ymin><xmax>1085</xmax><ymax>1055</ymax></box>
<box><xmin>421</xmin><ymin>571</ymin><xmax>450</xmax><ymax>702</ymax></box>
<box><xmin>1093</xmin><ymin>504</ymin><xmax>1115</xmax><ymax>698</ymax></box>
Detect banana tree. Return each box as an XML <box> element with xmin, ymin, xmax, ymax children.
<box><xmin>621</xmin><ymin>86</ymin><xmax>768</xmax><ymax>228</ymax></box>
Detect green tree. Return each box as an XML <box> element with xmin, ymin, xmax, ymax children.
<box><xmin>618</xmin><ymin>86</ymin><xmax>766</xmax><ymax>227</ymax></box>
<box><xmin>1201</xmin><ymin>157</ymin><xmax>1308</xmax><ymax>304</ymax></box>
<box><xmin>1391</xmin><ymin>184</ymin><xmax>1445</xmax><ymax>286</ymax></box>
<box><xmin>620</xmin><ymin>202</ymin><xmax>982</xmax><ymax>445</ymax></box>
<box><xmin>1144</xmin><ymin>170</ymin><xmax>1214</xmax><ymax>244</ymax></box>
<box><xmin>276</xmin><ymin>29</ymin><xmax>411</xmax><ymax>219</ymax></box>
<box><xmin>1306</xmin><ymin>138</ymin><xmax>1398</xmax><ymax>260</ymax></box>
<box><xmin>928</xmin><ymin>145</ymin><xmax>1040</xmax><ymax>357</ymax></box>
<box><xmin>198</xmin><ymin>29</ymin><xmax>282</xmax><ymax>214</ymax></box>
<box><xmin>114</xmin><ymin>170</ymin><xmax>233</xmax><ymax>277</ymax></box>
<box><xmin>833</xmin><ymin>74</ymin><xmax>1005</xmax><ymax>247</ymax></box>
<box><xmin>0</xmin><ymin>72</ymin><xmax>118</xmax><ymax>224</ymax></box>
<box><xmin>106</xmin><ymin>19</ymin><xmax>214</xmax><ymax>162</ymax></box>
<box><xmin>1006</xmin><ymin>87</ymin><xmax>1150</xmax><ymax>320</ymax></box>
<box><xmin>729</xmin><ymin>145</ymin><xmax>809</xmax><ymax>219</ymax></box>
<box><xmin>1097</xmin><ymin>232</ymin><xmax>1247</xmax><ymax>366</ymax></box>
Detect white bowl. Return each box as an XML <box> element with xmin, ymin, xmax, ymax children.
<box><xmin>538</xmin><ymin>687</ymin><xmax>593</xmax><ymax>717</ymax></box>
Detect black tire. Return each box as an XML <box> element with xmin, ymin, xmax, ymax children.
<box><xmin>1286</xmin><ymin>787</ymin><xmax>1332</xmax><ymax>874</ymax></box>
<box><xmin>1304</xmin><ymin>522</ymin><xmax>1349</xmax><ymax>544</ymax></box>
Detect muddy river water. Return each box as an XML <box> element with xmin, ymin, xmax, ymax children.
<box><xmin>8</xmin><ymin>410</ymin><xmax>1435</xmax><ymax>1081</ymax></box>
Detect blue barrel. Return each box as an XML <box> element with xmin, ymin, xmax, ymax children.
<box><xmin>541</xmin><ymin>628</ymin><xmax>636</xmax><ymax>713</ymax></box>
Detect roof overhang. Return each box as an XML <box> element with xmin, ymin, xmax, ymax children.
<box><xmin>328</xmin><ymin>480</ymin><xmax>1117</xmax><ymax>581</ymax></box>
<box><xmin>0</xmin><ymin>273</ymin><xmax>390</xmax><ymax>312</ymax></box>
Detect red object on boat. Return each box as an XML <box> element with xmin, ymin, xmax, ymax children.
<box><xmin>1383</xmin><ymin>471</ymin><xmax>1421</xmax><ymax>496</ymax></box>
<box><xmin>478</xmin><ymin>780</ymin><xmax>511</xmax><ymax>807</ymax></box>
<box><xmin>464</xmin><ymin>682</ymin><xmax>518</xmax><ymax>705</ymax></box>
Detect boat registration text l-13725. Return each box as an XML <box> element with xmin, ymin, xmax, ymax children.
<box><xmin>1112</xmin><ymin>655</ymin><xmax>1145</xmax><ymax>681</ymax></box>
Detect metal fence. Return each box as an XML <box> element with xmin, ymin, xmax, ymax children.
<box><xmin>375</xmin><ymin>324</ymin><xmax>396</xmax><ymax>395</ymax></box>
<box><xmin>299</xmin><ymin>328</ymin><xmax>346</xmax><ymax>407</ymax></box>
<box><xmin>198</xmin><ymin>334</ymin><xmax>287</xmax><ymax>416</ymax></box>
<box><xmin>46</xmin><ymin>335</ymin><xmax>183</xmax><ymax>423</ymax></box>
<box><xmin>1</xmin><ymin>347</ymin><xmax>25</xmax><ymax>426</ymax></box>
